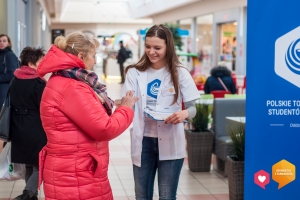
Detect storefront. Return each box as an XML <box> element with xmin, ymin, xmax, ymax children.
<box><xmin>212</xmin><ymin>7</ymin><xmax>247</xmax><ymax>76</ymax></box>
<box><xmin>179</xmin><ymin>14</ymin><xmax>213</xmax><ymax>76</ymax></box>
<box><xmin>219</xmin><ymin>22</ymin><xmax>237</xmax><ymax>71</ymax></box>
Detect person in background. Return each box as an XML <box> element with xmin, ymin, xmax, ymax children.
<box><xmin>204</xmin><ymin>65</ymin><xmax>236</xmax><ymax>94</ymax></box>
<box><xmin>37</xmin><ymin>32</ymin><xmax>138</xmax><ymax>200</ymax></box>
<box><xmin>10</xmin><ymin>47</ymin><xmax>47</xmax><ymax>200</ymax></box>
<box><xmin>117</xmin><ymin>40</ymin><xmax>127</xmax><ymax>84</ymax></box>
<box><xmin>122</xmin><ymin>24</ymin><xmax>199</xmax><ymax>200</ymax></box>
<box><xmin>0</xmin><ymin>34</ymin><xmax>19</xmax><ymax>105</ymax></box>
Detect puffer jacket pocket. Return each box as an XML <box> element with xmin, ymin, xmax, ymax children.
<box><xmin>88</xmin><ymin>152</ymin><xmax>103</xmax><ymax>178</ymax></box>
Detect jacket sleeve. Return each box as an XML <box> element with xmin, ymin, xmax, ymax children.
<box><xmin>122</xmin><ymin>68</ymin><xmax>136</xmax><ymax>97</ymax></box>
<box><xmin>61</xmin><ymin>83</ymin><xmax>134</xmax><ymax>141</ymax></box>
<box><xmin>0</xmin><ymin>52</ymin><xmax>18</xmax><ymax>83</ymax></box>
<box><xmin>179</xmin><ymin>67</ymin><xmax>200</xmax><ymax>102</ymax></box>
<box><xmin>121</xmin><ymin>48</ymin><xmax>127</xmax><ymax>59</ymax></box>
<box><xmin>118</xmin><ymin>47</ymin><xmax>127</xmax><ymax>62</ymax></box>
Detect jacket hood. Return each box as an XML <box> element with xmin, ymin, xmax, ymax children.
<box><xmin>37</xmin><ymin>45</ymin><xmax>85</xmax><ymax>77</ymax></box>
<box><xmin>210</xmin><ymin>66</ymin><xmax>232</xmax><ymax>77</ymax></box>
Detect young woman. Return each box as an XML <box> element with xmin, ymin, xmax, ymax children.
<box><xmin>37</xmin><ymin>32</ymin><xmax>138</xmax><ymax>200</ymax></box>
<box><xmin>122</xmin><ymin>24</ymin><xmax>199</xmax><ymax>200</ymax></box>
<box><xmin>10</xmin><ymin>47</ymin><xmax>46</xmax><ymax>200</ymax></box>
<box><xmin>0</xmin><ymin>34</ymin><xmax>19</xmax><ymax>105</ymax></box>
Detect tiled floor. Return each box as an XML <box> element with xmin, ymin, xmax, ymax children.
<box><xmin>0</xmin><ymin>66</ymin><xmax>229</xmax><ymax>200</ymax></box>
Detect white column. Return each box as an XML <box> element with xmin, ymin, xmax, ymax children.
<box><xmin>236</xmin><ymin>6</ymin><xmax>247</xmax><ymax>76</ymax></box>
<box><xmin>191</xmin><ymin>17</ymin><xmax>197</xmax><ymax>53</ymax></box>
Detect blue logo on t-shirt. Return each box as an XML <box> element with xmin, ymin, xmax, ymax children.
<box><xmin>147</xmin><ymin>79</ymin><xmax>161</xmax><ymax>99</ymax></box>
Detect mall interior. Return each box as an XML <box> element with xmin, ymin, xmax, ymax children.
<box><xmin>0</xmin><ymin>0</ymin><xmax>247</xmax><ymax>199</ymax></box>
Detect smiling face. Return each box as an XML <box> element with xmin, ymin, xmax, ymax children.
<box><xmin>0</xmin><ymin>36</ymin><xmax>10</xmax><ymax>50</ymax></box>
<box><xmin>145</xmin><ymin>36</ymin><xmax>167</xmax><ymax>69</ymax></box>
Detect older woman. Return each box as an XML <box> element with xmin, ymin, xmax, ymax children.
<box><xmin>37</xmin><ymin>32</ymin><xmax>138</xmax><ymax>200</ymax></box>
<box><xmin>10</xmin><ymin>47</ymin><xmax>46</xmax><ymax>200</ymax></box>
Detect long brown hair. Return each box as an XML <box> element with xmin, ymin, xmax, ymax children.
<box><xmin>125</xmin><ymin>24</ymin><xmax>181</xmax><ymax>104</ymax></box>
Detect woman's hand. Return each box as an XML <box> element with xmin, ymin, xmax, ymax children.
<box><xmin>119</xmin><ymin>90</ymin><xmax>138</xmax><ymax>109</ymax></box>
<box><xmin>164</xmin><ymin>110</ymin><xmax>189</xmax><ymax>124</ymax></box>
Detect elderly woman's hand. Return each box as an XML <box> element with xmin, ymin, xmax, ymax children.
<box><xmin>119</xmin><ymin>90</ymin><xmax>138</xmax><ymax>109</ymax></box>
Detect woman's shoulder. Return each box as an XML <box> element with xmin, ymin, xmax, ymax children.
<box><xmin>47</xmin><ymin>75</ymin><xmax>91</xmax><ymax>95</ymax></box>
<box><xmin>3</xmin><ymin>51</ymin><xmax>18</xmax><ymax>65</ymax></box>
<box><xmin>126</xmin><ymin>67</ymin><xmax>140</xmax><ymax>76</ymax></box>
<box><xmin>177</xmin><ymin>66</ymin><xmax>189</xmax><ymax>73</ymax></box>
<box><xmin>43</xmin><ymin>76</ymin><xmax>96</xmax><ymax>105</ymax></box>
<box><xmin>4</xmin><ymin>50</ymin><xmax>16</xmax><ymax>58</ymax></box>
<box><xmin>177</xmin><ymin>66</ymin><xmax>192</xmax><ymax>79</ymax></box>
<box><xmin>35</xmin><ymin>78</ymin><xmax>47</xmax><ymax>86</ymax></box>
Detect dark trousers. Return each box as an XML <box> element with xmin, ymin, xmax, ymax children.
<box><xmin>25</xmin><ymin>164</ymin><xmax>39</xmax><ymax>196</ymax></box>
<box><xmin>119</xmin><ymin>62</ymin><xmax>125</xmax><ymax>83</ymax></box>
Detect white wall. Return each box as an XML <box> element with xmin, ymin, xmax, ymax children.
<box><xmin>2</xmin><ymin>0</ymin><xmax>51</xmax><ymax>55</ymax></box>
<box><xmin>51</xmin><ymin>23</ymin><xmax>152</xmax><ymax>45</ymax></box>
<box><xmin>0</xmin><ymin>0</ymin><xmax>7</xmax><ymax>34</ymax></box>
<box><xmin>128</xmin><ymin>0</ymin><xmax>196</xmax><ymax>19</ymax></box>
<box><xmin>151</xmin><ymin>0</ymin><xmax>246</xmax><ymax>24</ymax></box>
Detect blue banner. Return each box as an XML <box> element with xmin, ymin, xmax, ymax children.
<box><xmin>246</xmin><ymin>1</ymin><xmax>300</xmax><ymax>199</ymax></box>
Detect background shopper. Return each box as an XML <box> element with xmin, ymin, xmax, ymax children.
<box><xmin>117</xmin><ymin>40</ymin><xmax>127</xmax><ymax>84</ymax></box>
<box><xmin>37</xmin><ymin>32</ymin><xmax>138</xmax><ymax>200</ymax></box>
<box><xmin>10</xmin><ymin>46</ymin><xmax>46</xmax><ymax>200</ymax></box>
<box><xmin>0</xmin><ymin>34</ymin><xmax>19</xmax><ymax>105</ymax></box>
<box><xmin>204</xmin><ymin>65</ymin><xmax>236</xmax><ymax>94</ymax></box>
<box><xmin>122</xmin><ymin>24</ymin><xmax>199</xmax><ymax>200</ymax></box>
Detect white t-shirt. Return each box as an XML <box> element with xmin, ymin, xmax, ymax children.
<box><xmin>144</xmin><ymin>67</ymin><xmax>164</xmax><ymax>138</ymax></box>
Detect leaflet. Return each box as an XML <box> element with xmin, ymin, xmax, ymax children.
<box><xmin>144</xmin><ymin>109</ymin><xmax>173</xmax><ymax>121</ymax></box>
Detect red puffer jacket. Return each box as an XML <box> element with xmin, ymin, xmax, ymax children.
<box><xmin>37</xmin><ymin>45</ymin><xmax>134</xmax><ymax>200</ymax></box>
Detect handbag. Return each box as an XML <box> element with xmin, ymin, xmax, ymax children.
<box><xmin>0</xmin><ymin>79</ymin><xmax>14</xmax><ymax>142</ymax></box>
<box><xmin>0</xmin><ymin>142</ymin><xmax>25</xmax><ymax>181</ymax></box>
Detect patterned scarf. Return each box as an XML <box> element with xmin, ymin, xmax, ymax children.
<box><xmin>56</xmin><ymin>68</ymin><xmax>114</xmax><ymax>115</ymax></box>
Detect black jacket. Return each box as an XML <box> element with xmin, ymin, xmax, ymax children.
<box><xmin>10</xmin><ymin>77</ymin><xmax>47</xmax><ymax>165</ymax></box>
<box><xmin>204</xmin><ymin>66</ymin><xmax>236</xmax><ymax>94</ymax></box>
<box><xmin>117</xmin><ymin>46</ymin><xmax>127</xmax><ymax>64</ymax></box>
<box><xmin>0</xmin><ymin>47</ymin><xmax>19</xmax><ymax>105</ymax></box>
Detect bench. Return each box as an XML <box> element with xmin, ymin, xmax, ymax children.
<box><xmin>212</xmin><ymin>98</ymin><xmax>245</xmax><ymax>176</ymax></box>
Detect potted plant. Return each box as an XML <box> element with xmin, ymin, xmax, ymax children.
<box><xmin>185</xmin><ymin>102</ymin><xmax>214</xmax><ymax>172</ymax></box>
<box><xmin>164</xmin><ymin>23</ymin><xmax>183</xmax><ymax>51</ymax></box>
<box><xmin>226</xmin><ymin>121</ymin><xmax>245</xmax><ymax>200</ymax></box>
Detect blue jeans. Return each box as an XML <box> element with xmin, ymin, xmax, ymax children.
<box><xmin>133</xmin><ymin>137</ymin><xmax>184</xmax><ymax>200</ymax></box>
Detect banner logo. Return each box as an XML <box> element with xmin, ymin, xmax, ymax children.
<box><xmin>285</xmin><ymin>38</ymin><xmax>300</xmax><ymax>75</ymax></box>
<box><xmin>275</xmin><ymin>26</ymin><xmax>300</xmax><ymax>88</ymax></box>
